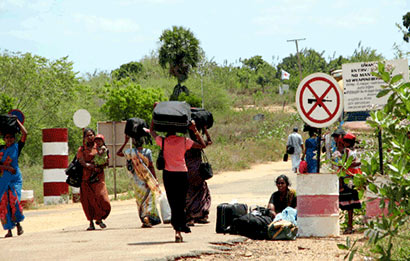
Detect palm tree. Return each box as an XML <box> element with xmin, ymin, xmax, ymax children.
<box><xmin>158</xmin><ymin>26</ymin><xmax>200</xmax><ymax>100</ymax></box>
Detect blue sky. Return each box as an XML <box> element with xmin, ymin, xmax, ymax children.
<box><xmin>1</xmin><ymin>0</ymin><xmax>409</xmax><ymax>75</ymax></box>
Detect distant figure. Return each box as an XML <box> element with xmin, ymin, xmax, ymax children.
<box><xmin>339</xmin><ymin>133</ymin><xmax>362</xmax><ymax>234</ymax></box>
<box><xmin>302</xmin><ymin>129</ymin><xmax>318</xmax><ymax>173</ymax></box>
<box><xmin>286</xmin><ymin>127</ymin><xmax>304</xmax><ymax>173</ymax></box>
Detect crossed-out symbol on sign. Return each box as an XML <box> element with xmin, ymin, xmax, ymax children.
<box><xmin>299</xmin><ymin>77</ymin><xmax>340</xmax><ymax>124</ymax></box>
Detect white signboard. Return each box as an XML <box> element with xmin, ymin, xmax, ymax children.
<box><xmin>296</xmin><ymin>73</ymin><xmax>344</xmax><ymax>128</ymax></box>
<box><xmin>342</xmin><ymin>59</ymin><xmax>409</xmax><ymax>112</ymax></box>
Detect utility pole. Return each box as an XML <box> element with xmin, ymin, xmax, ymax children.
<box><xmin>287</xmin><ymin>38</ymin><xmax>306</xmax><ymax>81</ymax></box>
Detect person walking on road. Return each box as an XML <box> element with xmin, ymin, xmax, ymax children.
<box><xmin>77</xmin><ymin>128</ymin><xmax>111</xmax><ymax>231</ymax></box>
<box><xmin>286</xmin><ymin>127</ymin><xmax>304</xmax><ymax>173</ymax></box>
<box><xmin>0</xmin><ymin>120</ymin><xmax>27</xmax><ymax>238</ymax></box>
<box><xmin>185</xmin><ymin>126</ymin><xmax>212</xmax><ymax>226</ymax></box>
<box><xmin>117</xmin><ymin>135</ymin><xmax>162</xmax><ymax>228</ymax></box>
<box><xmin>149</xmin><ymin>118</ymin><xmax>206</xmax><ymax>243</ymax></box>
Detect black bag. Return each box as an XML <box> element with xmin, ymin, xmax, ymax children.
<box><xmin>199</xmin><ymin>150</ymin><xmax>213</xmax><ymax>180</ymax></box>
<box><xmin>216</xmin><ymin>203</ymin><xmax>248</xmax><ymax>234</ymax></box>
<box><xmin>232</xmin><ymin>212</ymin><xmax>273</xmax><ymax>240</ymax></box>
<box><xmin>283</xmin><ymin>153</ymin><xmax>288</xmax><ymax>162</ymax></box>
<box><xmin>156</xmin><ymin>137</ymin><xmax>165</xmax><ymax>170</ymax></box>
<box><xmin>0</xmin><ymin>114</ymin><xmax>20</xmax><ymax>135</ymax></box>
<box><xmin>124</xmin><ymin>117</ymin><xmax>149</xmax><ymax>139</ymax></box>
<box><xmin>191</xmin><ymin>108</ymin><xmax>214</xmax><ymax>130</ymax></box>
<box><xmin>152</xmin><ymin>101</ymin><xmax>191</xmax><ymax>133</ymax></box>
<box><xmin>286</xmin><ymin>145</ymin><xmax>295</xmax><ymax>154</ymax></box>
<box><xmin>65</xmin><ymin>156</ymin><xmax>83</xmax><ymax>188</ymax></box>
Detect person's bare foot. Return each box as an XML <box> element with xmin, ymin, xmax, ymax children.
<box><xmin>175</xmin><ymin>232</ymin><xmax>183</xmax><ymax>243</ymax></box>
<box><xmin>141</xmin><ymin>217</ymin><xmax>152</xmax><ymax>228</ymax></box>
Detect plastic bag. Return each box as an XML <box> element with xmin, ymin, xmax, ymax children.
<box><xmin>159</xmin><ymin>193</ymin><xmax>171</xmax><ymax>224</ymax></box>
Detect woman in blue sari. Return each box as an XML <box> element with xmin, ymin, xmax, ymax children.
<box><xmin>0</xmin><ymin>131</ymin><xmax>25</xmax><ymax>238</ymax></box>
<box><xmin>302</xmin><ymin>129</ymin><xmax>318</xmax><ymax>173</ymax></box>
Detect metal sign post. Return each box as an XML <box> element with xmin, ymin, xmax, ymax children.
<box><xmin>296</xmin><ymin>73</ymin><xmax>344</xmax><ymax>173</ymax></box>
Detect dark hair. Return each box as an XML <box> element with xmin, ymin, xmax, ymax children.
<box><xmin>276</xmin><ymin>174</ymin><xmax>290</xmax><ymax>187</ymax></box>
<box><xmin>3</xmin><ymin>132</ymin><xmax>16</xmax><ymax>139</ymax></box>
<box><xmin>83</xmin><ymin>128</ymin><xmax>95</xmax><ymax>139</ymax></box>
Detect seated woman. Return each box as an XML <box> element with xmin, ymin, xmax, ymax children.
<box><xmin>267</xmin><ymin>175</ymin><xmax>297</xmax><ymax>219</ymax></box>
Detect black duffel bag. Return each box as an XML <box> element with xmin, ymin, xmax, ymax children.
<box><xmin>124</xmin><ymin>118</ymin><xmax>149</xmax><ymax>139</ymax></box>
<box><xmin>0</xmin><ymin>114</ymin><xmax>20</xmax><ymax>135</ymax></box>
<box><xmin>153</xmin><ymin>101</ymin><xmax>191</xmax><ymax>133</ymax></box>
<box><xmin>191</xmin><ymin>108</ymin><xmax>213</xmax><ymax>130</ymax></box>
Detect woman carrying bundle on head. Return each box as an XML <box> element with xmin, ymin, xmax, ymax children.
<box><xmin>0</xmin><ymin>119</ymin><xmax>27</xmax><ymax>238</ymax></box>
<box><xmin>149</xmin><ymin>107</ymin><xmax>206</xmax><ymax>243</ymax></box>
<box><xmin>117</xmin><ymin>132</ymin><xmax>162</xmax><ymax>228</ymax></box>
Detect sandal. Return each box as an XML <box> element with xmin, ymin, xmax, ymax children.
<box><xmin>17</xmin><ymin>223</ymin><xmax>24</xmax><ymax>236</ymax></box>
<box><xmin>96</xmin><ymin>220</ymin><xmax>107</xmax><ymax>229</ymax></box>
<box><xmin>5</xmin><ymin>230</ymin><xmax>12</xmax><ymax>238</ymax></box>
<box><xmin>87</xmin><ymin>221</ymin><xmax>95</xmax><ymax>231</ymax></box>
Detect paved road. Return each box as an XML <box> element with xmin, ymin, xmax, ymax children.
<box><xmin>0</xmin><ymin>161</ymin><xmax>293</xmax><ymax>261</ymax></box>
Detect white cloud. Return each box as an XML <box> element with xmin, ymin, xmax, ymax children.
<box><xmin>118</xmin><ymin>0</ymin><xmax>184</xmax><ymax>5</ymax></box>
<box><xmin>74</xmin><ymin>14</ymin><xmax>140</xmax><ymax>33</ymax></box>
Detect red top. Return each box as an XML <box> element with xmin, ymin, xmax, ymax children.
<box><xmin>155</xmin><ymin>135</ymin><xmax>194</xmax><ymax>172</ymax></box>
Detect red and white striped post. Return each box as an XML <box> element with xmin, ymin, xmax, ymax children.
<box><xmin>297</xmin><ymin>173</ymin><xmax>340</xmax><ymax>237</ymax></box>
<box><xmin>42</xmin><ymin>128</ymin><xmax>69</xmax><ymax>205</ymax></box>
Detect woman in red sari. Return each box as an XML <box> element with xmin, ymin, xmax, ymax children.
<box><xmin>77</xmin><ymin>128</ymin><xmax>111</xmax><ymax>230</ymax></box>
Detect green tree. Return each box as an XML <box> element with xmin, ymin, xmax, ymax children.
<box><xmin>158</xmin><ymin>26</ymin><xmax>200</xmax><ymax>84</ymax></box>
<box><xmin>0</xmin><ymin>51</ymin><xmax>82</xmax><ymax>163</ymax></box>
<box><xmin>402</xmin><ymin>12</ymin><xmax>410</xmax><ymax>42</ymax></box>
<box><xmin>348</xmin><ymin>42</ymin><xmax>384</xmax><ymax>63</ymax></box>
<box><xmin>277</xmin><ymin>48</ymin><xmax>328</xmax><ymax>89</ymax></box>
<box><xmin>111</xmin><ymin>61</ymin><xmax>143</xmax><ymax>81</ymax></box>
<box><xmin>338</xmin><ymin>63</ymin><xmax>410</xmax><ymax>260</ymax></box>
<box><xmin>100</xmin><ymin>78</ymin><xmax>166</xmax><ymax>122</ymax></box>
<box><xmin>0</xmin><ymin>93</ymin><xmax>16</xmax><ymax>114</ymax></box>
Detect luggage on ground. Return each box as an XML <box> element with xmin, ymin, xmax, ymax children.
<box><xmin>191</xmin><ymin>108</ymin><xmax>214</xmax><ymax>130</ymax></box>
<box><xmin>152</xmin><ymin>101</ymin><xmax>191</xmax><ymax>133</ymax></box>
<box><xmin>231</xmin><ymin>207</ymin><xmax>273</xmax><ymax>239</ymax></box>
<box><xmin>267</xmin><ymin>220</ymin><xmax>298</xmax><ymax>240</ymax></box>
<box><xmin>124</xmin><ymin>118</ymin><xmax>149</xmax><ymax>139</ymax></box>
<box><xmin>215</xmin><ymin>203</ymin><xmax>248</xmax><ymax>234</ymax></box>
<box><xmin>0</xmin><ymin>114</ymin><xmax>20</xmax><ymax>135</ymax></box>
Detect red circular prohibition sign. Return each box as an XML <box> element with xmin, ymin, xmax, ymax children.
<box><xmin>299</xmin><ymin>77</ymin><xmax>341</xmax><ymax>124</ymax></box>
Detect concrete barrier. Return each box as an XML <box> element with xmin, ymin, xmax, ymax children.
<box><xmin>42</xmin><ymin>128</ymin><xmax>69</xmax><ymax>204</ymax></box>
<box><xmin>21</xmin><ymin>189</ymin><xmax>34</xmax><ymax>208</ymax></box>
<box><xmin>297</xmin><ymin>173</ymin><xmax>340</xmax><ymax>237</ymax></box>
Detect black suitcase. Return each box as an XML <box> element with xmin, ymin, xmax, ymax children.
<box><xmin>152</xmin><ymin>101</ymin><xmax>191</xmax><ymax>133</ymax></box>
<box><xmin>191</xmin><ymin>108</ymin><xmax>214</xmax><ymax>130</ymax></box>
<box><xmin>215</xmin><ymin>203</ymin><xmax>248</xmax><ymax>234</ymax></box>
<box><xmin>124</xmin><ymin>118</ymin><xmax>149</xmax><ymax>139</ymax></box>
<box><xmin>0</xmin><ymin>114</ymin><xmax>20</xmax><ymax>135</ymax></box>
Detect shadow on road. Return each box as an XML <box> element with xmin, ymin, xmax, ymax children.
<box><xmin>128</xmin><ymin>240</ymin><xmax>176</xmax><ymax>245</ymax></box>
